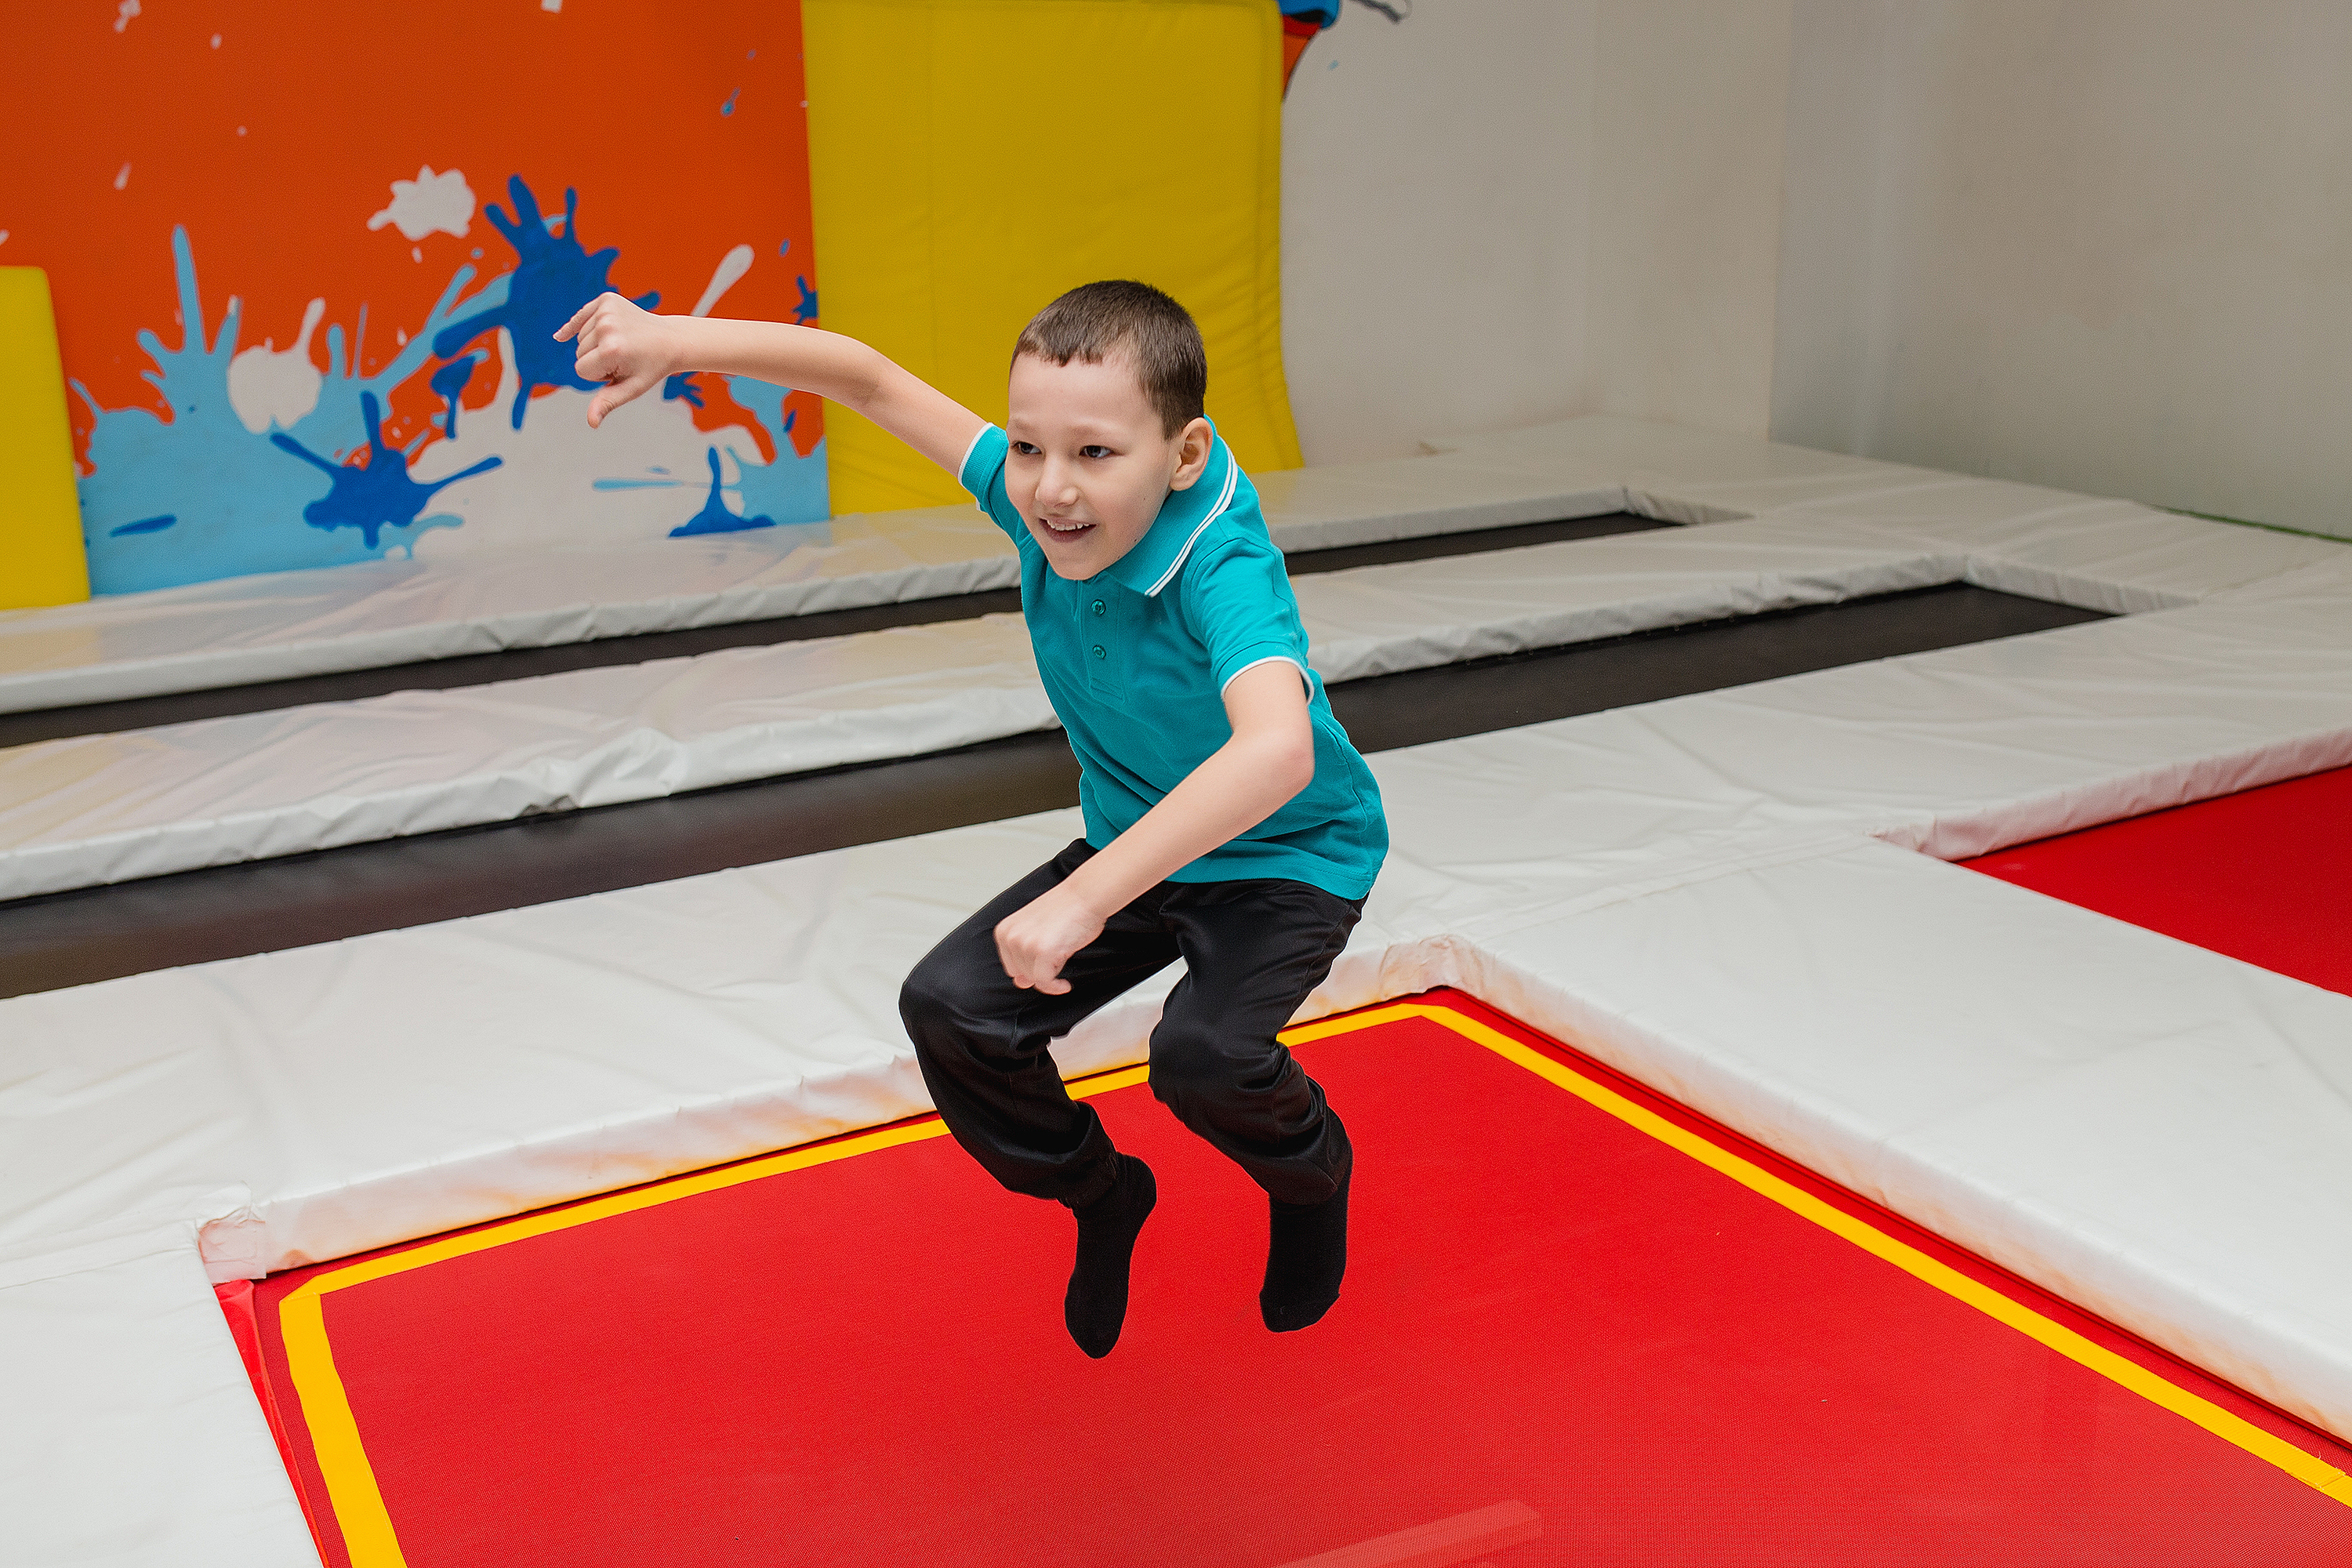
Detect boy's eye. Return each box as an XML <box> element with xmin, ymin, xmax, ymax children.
<box><xmin>1080</xmin><ymin>445</ymin><xmax>1112</xmax><ymax>459</ymax></box>
<box><xmin>1011</xmin><ymin>441</ymin><xmax>1040</xmax><ymax>456</ymax></box>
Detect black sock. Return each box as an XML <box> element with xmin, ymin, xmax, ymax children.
<box><xmin>1065</xmin><ymin>1153</ymin><xmax>1156</xmax><ymax>1359</ymax></box>
<box><xmin>1261</xmin><ymin>1161</ymin><xmax>1350</xmax><ymax>1333</ymax></box>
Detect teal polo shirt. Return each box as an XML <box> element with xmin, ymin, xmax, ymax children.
<box><xmin>959</xmin><ymin>423</ymin><xmax>1387</xmax><ymax>901</ymax></box>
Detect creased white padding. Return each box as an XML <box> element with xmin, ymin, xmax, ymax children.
<box><xmin>1294</xmin><ymin>516</ymin><xmax>1958</xmax><ymax>682</ymax></box>
<box><xmin>0</xmin><ymin>507</ymin><xmax>1019</xmax><ymax>713</ymax></box>
<box><xmin>0</xmin><ymin>520</ymin><xmax>1965</xmax><ymax>899</ymax></box>
<box><xmin>0</xmin><ymin>1224</ymin><xmax>316</xmax><ymax>1568</ymax></box>
<box><xmin>0</xmin><ymin>617</ymin><xmax>1054</xmax><ymax>898</ymax></box>
<box><xmin>0</xmin><ymin>814</ymin><xmax>1064</xmax><ymax>1273</ymax></box>
<box><xmin>1350</xmin><ymin>591</ymin><xmax>2352</xmax><ymax>913</ymax></box>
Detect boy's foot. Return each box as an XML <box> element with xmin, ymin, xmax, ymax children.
<box><xmin>1261</xmin><ymin>1163</ymin><xmax>1350</xmax><ymax>1333</ymax></box>
<box><xmin>1065</xmin><ymin>1153</ymin><xmax>1156</xmax><ymax>1359</ymax></box>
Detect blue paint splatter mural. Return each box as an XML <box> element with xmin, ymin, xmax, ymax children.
<box><xmin>73</xmin><ymin>175</ymin><xmax>827</xmax><ymax>596</ymax></box>
<box><xmin>74</xmin><ymin>227</ymin><xmax>481</xmax><ymax>591</ymax></box>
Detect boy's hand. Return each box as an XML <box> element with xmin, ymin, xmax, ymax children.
<box><xmin>555</xmin><ymin>293</ymin><xmax>684</xmax><ymax>429</ymax></box>
<box><xmin>994</xmin><ymin>886</ymin><xmax>1107</xmax><ymax>996</ymax></box>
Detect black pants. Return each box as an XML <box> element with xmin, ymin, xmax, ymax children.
<box><xmin>901</xmin><ymin>839</ymin><xmax>1361</xmax><ymax>1210</ymax></box>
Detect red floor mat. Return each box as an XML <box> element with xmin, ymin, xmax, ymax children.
<box><xmin>238</xmin><ymin>991</ymin><xmax>2352</xmax><ymax>1567</ymax></box>
<box><xmin>1962</xmin><ymin>764</ymin><xmax>2352</xmax><ymax>994</ymax></box>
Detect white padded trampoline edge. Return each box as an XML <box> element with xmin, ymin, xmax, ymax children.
<box><xmin>1418</xmin><ymin>913</ymin><xmax>2352</xmax><ymax>1450</ymax></box>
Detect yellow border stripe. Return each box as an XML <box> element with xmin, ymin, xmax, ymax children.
<box><xmin>281</xmin><ymin>1070</ymin><xmax>1153</xmax><ymax>1567</ymax></box>
<box><xmin>1287</xmin><ymin>1004</ymin><xmax>2352</xmax><ymax>1504</ymax></box>
<box><xmin>281</xmin><ymin>1014</ymin><xmax>2349</xmax><ymax>1566</ymax></box>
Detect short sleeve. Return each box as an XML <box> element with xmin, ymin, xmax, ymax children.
<box><xmin>1182</xmin><ymin>540</ymin><xmax>1312</xmax><ymax>694</ymax></box>
<box><xmin>957</xmin><ymin>425</ymin><xmax>1025</xmax><ymax>544</ymax></box>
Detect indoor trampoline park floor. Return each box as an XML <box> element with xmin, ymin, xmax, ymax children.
<box><xmin>223</xmin><ymin>992</ymin><xmax>2352</xmax><ymax>1568</ymax></box>
<box><xmin>16</xmin><ymin>416</ymin><xmax>2352</xmax><ymax>1567</ymax></box>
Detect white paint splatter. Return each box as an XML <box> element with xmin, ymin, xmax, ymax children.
<box><xmin>114</xmin><ymin>0</ymin><xmax>140</xmax><ymax>34</ymax></box>
<box><xmin>226</xmin><ymin>297</ymin><xmax>327</xmax><ymax>434</ymax></box>
<box><xmin>408</xmin><ymin>329</ymin><xmax>776</xmax><ymax>558</ymax></box>
<box><xmin>114</xmin><ymin>163</ymin><xmax>131</xmax><ymax>191</ymax></box>
<box><xmin>691</xmin><ymin>245</ymin><xmax>755</xmax><ymax>317</ymax></box>
<box><xmin>0</xmin><ymin>232</ymin><xmax>9</xmax><ymax>247</ymax></box>
<box><xmin>212</xmin><ymin>33</ymin><xmax>222</xmax><ymax>48</ymax></box>
<box><xmin>542</xmin><ymin>0</ymin><xmax>562</xmax><ymax>11</ymax></box>
<box><xmin>368</xmin><ymin>165</ymin><xmax>474</xmax><ymax>241</ymax></box>
<box><xmin>412</xmin><ymin>246</ymin><xmax>423</xmax><ymax>263</ymax></box>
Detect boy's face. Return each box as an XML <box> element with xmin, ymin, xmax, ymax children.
<box><xmin>1005</xmin><ymin>352</ymin><xmax>1213</xmax><ymax>581</ymax></box>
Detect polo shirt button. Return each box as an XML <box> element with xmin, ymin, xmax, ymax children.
<box><xmin>1091</xmin><ymin>600</ymin><xmax>1106</xmax><ymax>617</ymax></box>
<box><xmin>1091</xmin><ymin>644</ymin><xmax>1106</xmax><ymax>659</ymax></box>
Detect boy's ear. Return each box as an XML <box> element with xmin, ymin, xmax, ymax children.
<box><xmin>1167</xmin><ymin>416</ymin><xmax>1215</xmax><ymax>491</ymax></box>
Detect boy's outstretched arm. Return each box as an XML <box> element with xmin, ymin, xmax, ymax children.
<box><xmin>995</xmin><ymin>661</ymin><xmax>1319</xmax><ymax>995</ymax></box>
<box><xmin>556</xmin><ymin>292</ymin><xmax>985</xmax><ymax>474</ymax></box>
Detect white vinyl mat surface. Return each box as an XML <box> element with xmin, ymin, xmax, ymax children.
<box><xmin>0</xmin><ymin>515</ymin><xmax>1961</xmax><ymax>899</ymax></box>
<box><xmin>4</xmin><ymin>420</ymin><xmax>2350</xmax><ymax>1564</ymax></box>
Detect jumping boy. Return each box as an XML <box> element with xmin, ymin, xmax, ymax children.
<box><xmin>559</xmin><ymin>281</ymin><xmax>1385</xmax><ymax>1358</ymax></box>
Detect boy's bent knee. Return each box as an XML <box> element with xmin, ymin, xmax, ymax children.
<box><xmin>1149</xmin><ymin>1018</ymin><xmax>1289</xmax><ymax>1113</ymax></box>
<box><xmin>901</xmin><ymin>944</ymin><xmax>1032</xmax><ymax>1073</ymax></box>
<box><xmin>898</xmin><ymin>956</ymin><xmax>976</xmax><ymax>1048</ymax></box>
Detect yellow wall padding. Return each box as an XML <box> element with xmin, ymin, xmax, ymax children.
<box><xmin>804</xmin><ymin>0</ymin><xmax>1302</xmax><ymax>514</ymax></box>
<box><xmin>0</xmin><ymin>267</ymin><xmax>90</xmax><ymax>608</ymax></box>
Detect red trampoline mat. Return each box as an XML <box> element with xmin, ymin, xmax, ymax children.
<box><xmin>1963</xmin><ymin>764</ymin><xmax>2352</xmax><ymax>994</ymax></box>
<box><xmin>246</xmin><ymin>994</ymin><xmax>2352</xmax><ymax>1568</ymax></box>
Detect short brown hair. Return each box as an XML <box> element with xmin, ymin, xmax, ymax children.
<box><xmin>1013</xmin><ymin>280</ymin><xmax>1207</xmax><ymax>437</ymax></box>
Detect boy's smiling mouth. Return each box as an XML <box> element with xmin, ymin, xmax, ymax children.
<box><xmin>1039</xmin><ymin>515</ymin><xmax>1095</xmax><ymax>538</ymax></box>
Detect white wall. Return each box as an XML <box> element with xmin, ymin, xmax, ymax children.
<box><xmin>1279</xmin><ymin>0</ymin><xmax>1794</xmax><ymax>464</ymax></box>
<box><xmin>1279</xmin><ymin>1</ymin><xmax>1596</xmax><ymax>465</ymax></box>
<box><xmin>1773</xmin><ymin>0</ymin><xmax>2352</xmax><ymax>539</ymax></box>
<box><xmin>1588</xmin><ymin>0</ymin><xmax>1793</xmax><ymax>439</ymax></box>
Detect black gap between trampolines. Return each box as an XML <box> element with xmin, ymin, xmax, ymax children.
<box><xmin>0</xmin><ymin>581</ymin><xmax>2103</xmax><ymax>999</ymax></box>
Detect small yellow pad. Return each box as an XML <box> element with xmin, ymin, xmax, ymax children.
<box><xmin>804</xmin><ymin>0</ymin><xmax>1302</xmax><ymax>515</ymax></box>
<box><xmin>0</xmin><ymin>267</ymin><xmax>89</xmax><ymax>608</ymax></box>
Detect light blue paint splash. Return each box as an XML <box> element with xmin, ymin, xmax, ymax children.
<box><xmin>78</xmin><ymin>227</ymin><xmax>479</xmax><ymax>593</ymax></box>
<box><xmin>271</xmin><ymin>391</ymin><xmax>501</xmax><ymax>549</ymax></box>
<box><xmin>720</xmin><ymin>88</ymin><xmax>741</xmax><ymax>116</ymax></box>
<box><xmin>593</xmin><ymin>376</ymin><xmax>828</xmax><ymax>536</ymax></box>
<box><xmin>722</xmin><ymin>375</ymin><xmax>829</xmax><ymax>529</ymax></box>
<box><xmin>432</xmin><ymin>176</ymin><xmax>656</xmax><ymax>430</ymax></box>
